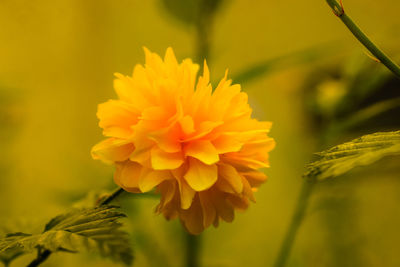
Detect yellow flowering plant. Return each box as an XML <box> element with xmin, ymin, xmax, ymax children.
<box><xmin>2</xmin><ymin>1</ymin><xmax>400</xmax><ymax>266</ymax></box>
<box><xmin>91</xmin><ymin>47</ymin><xmax>275</xmax><ymax>234</ymax></box>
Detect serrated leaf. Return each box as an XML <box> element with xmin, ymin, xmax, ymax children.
<box><xmin>304</xmin><ymin>131</ymin><xmax>400</xmax><ymax>180</ymax></box>
<box><xmin>0</xmin><ymin>232</ymin><xmax>35</xmax><ymax>266</ymax></box>
<box><xmin>0</xmin><ymin>219</ymin><xmax>43</xmax><ymax>266</ymax></box>
<box><xmin>0</xmin><ymin>206</ymin><xmax>133</xmax><ymax>266</ymax></box>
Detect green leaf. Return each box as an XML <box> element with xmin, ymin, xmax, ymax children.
<box><xmin>161</xmin><ymin>0</ymin><xmax>199</xmax><ymax>25</ymax></box>
<box><xmin>304</xmin><ymin>131</ymin><xmax>400</xmax><ymax>180</ymax></box>
<box><xmin>0</xmin><ymin>219</ymin><xmax>43</xmax><ymax>266</ymax></box>
<box><xmin>233</xmin><ymin>42</ymin><xmax>338</xmax><ymax>85</ymax></box>
<box><xmin>0</xmin><ymin>232</ymin><xmax>34</xmax><ymax>266</ymax></box>
<box><xmin>322</xmin><ymin>97</ymin><xmax>400</xmax><ymax>142</ymax></box>
<box><xmin>160</xmin><ymin>0</ymin><xmax>224</xmax><ymax>26</ymax></box>
<box><xmin>72</xmin><ymin>190</ymin><xmax>110</xmax><ymax>209</ymax></box>
<box><xmin>0</xmin><ymin>206</ymin><xmax>133</xmax><ymax>266</ymax></box>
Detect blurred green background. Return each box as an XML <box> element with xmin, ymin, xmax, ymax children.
<box><xmin>1</xmin><ymin>0</ymin><xmax>400</xmax><ymax>266</ymax></box>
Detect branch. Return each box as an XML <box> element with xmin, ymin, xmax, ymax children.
<box><xmin>325</xmin><ymin>0</ymin><xmax>400</xmax><ymax>78</ymax></box>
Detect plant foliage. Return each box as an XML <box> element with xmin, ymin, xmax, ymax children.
<box><xmin>160</xmin><ymin>0</ymin><xmax>224</xmax><ymax>26</ymax></box>
<box><xmin>304</xmin><ymin>131</ymin><xmax>400</xmax><ymax>180</ymax></box>
<box><xmin>0</xmin><ymin>205</ymin><xmax>133</xmax><ymax>266</ymax></box>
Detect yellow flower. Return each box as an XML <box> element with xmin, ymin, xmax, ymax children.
<box><xmin>92</xmin><ymin>48</ymin><xmax>275</xmax><ymax>234</ymax></box>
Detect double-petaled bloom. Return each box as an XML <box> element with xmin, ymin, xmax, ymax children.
<box><xmin>92</xmin><ymin>48</ymin><xmax>275</xmax><ymax>234</ymax></box>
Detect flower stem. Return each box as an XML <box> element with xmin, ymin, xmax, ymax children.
<box><xmin>26</xmin><ymin>250</ymin><xmax>51</xmax><ymax>267</ymax></box>
<box><xmin>194</xmin><ymin>0</ymin><xmax>220</xmax><ymax>64</ymax></box>
<box><xmin>325</xmin><ymin>0</ymin><xmax>400</xmax><ymax>78</ymax></box>
<box><xmin>98</xmin><ymin>187</ymin><xmax>125</xmax><ymax>206</ymax></box>
<box><xmin>184</xmin><ymin>1</ymin><xmax>218</xmax><ymax>267</ymax></box>
<box><xmin>186</xmin><ymin>233</ymin><xmax>201</xmax><ymax>267</ymax></box>
<box><xmin>26</xmin><ymin>187</ymin><xmax>126</xmax><ymax>267</ymax></box>
<box><xmin>273</xmin><ymin>180</ymin><xmax>316</xmax><ymax>267</ymax></box>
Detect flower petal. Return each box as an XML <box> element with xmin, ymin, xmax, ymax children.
<box><xmin>226</xmin><ymin>195</ymin><xmax>249</xmax><ymax>211</ymax></box>
<box><xmin>172</xmin><ymin>166</ymin><xmax>195</xmax><ymax>209</ymax></box>
<box><xmin>176</xmin><ymin>177</ymin><xmax>196</xmax><ymax>209</ymax></box>
<box><xmin>212</xmin><ymin>134</ymin><xmax>243</xmax><ymax>154</ymax></box>
<box><xmin>114</xmin><ymin>160</ymin><xmax>142</xmax><ymax>193</ymax></box>
<box><xmin>97</xmin><ymin>100</ymin><xmax>139</xmax><ymax>138</ymax></box>
<box><xmin>140</xmin><ymin>106</ymin><xmax>169</xmax><ymax>122</ymax></box>
<box><xmin>180</xmin><ymin>195</ymin><xmax>204</xmax><ymax>235</ymax></box>
<box><xmin>241</xmin><ymin>175</ymin><xmax>256</xmax><ymax>202</ymax></box>
<box><xmin>242</xmin><ymin>171</ymin><xmax>267</xmax><ymax>187</ymax></box>
<box><xmin>179</xmin><ymin>115</ymin><xmax>195</xmax><ymax>136</ymax></box>
<box><xmin>184</xmin><ymin>158</ymin><xmax>217</xmax><ymax>191</ymax></box>
<box><xmin>114</xmin><ymin>73</ymin><xmax>152</xmax><ymax>108</ymax></box>
<box><xmin>223</xmin><ymin>154</ymin><xmax>270</xmax><ymax>170</ymax></box>
<box><xmin>91</xmin><ymin>138</ymin><xmax>134</xmax><ymax>164</ymax></box>
<box><xmin>199</xmin><ymin>191</ymin><xmax>216</xmax><ymax>228</ymax></box>
<box><xmin>211</xmin><ymin>77</ymin><xmax>242</xmax><ymax>120</ymax></box>
<box><xmin>211</xmin><ymin>189</ymin><xmax>234</xmax><ymax>222</ymax></box>
<box><xmin>157</xmin><ymin>180</ymin><xmax>177</xmax><ymax>210</ymax></box>
<box><xmin>92</xmin><ymin>47</ymin><xmax>275</xmax><ymax>235</ymax></box>
<box><xmin>151</xmin><ymin>147</ymin><xmax>183</xmax><ymax>170</ymax></box>
<box><xmin>183</xmin><ymin>120</ymin><xmax>223</xmax><ymax>142</ymax></box>
<box><xmin>129</xmin><ymin>141</ymin><xmax>153</xmax><ymax>167</ymax></box>
<box><xmin>218</xmin><ymin>164</ymin><xmax>243</xmax><ymax>193</ymax></box>
<box><xmin>185</xmin><ymin>140</ymin><xmax>219</xmax><ymax>165</ymax></box>
<box><xmin>164</xmin><ymin>47</ymin><xmax>178</xmax><ymax>67</ymax></box>
<box><xmin>139</xmin><ymin>168</ymin><xmax>172</xmax><ymax>192</ymax></box>
<box><xmin>148</xmin><ymin>126</ymin><xmax>182</xmax><ymax>153</ymax></box>
<box><xmin>144</xmin><ymin>47</ymin><xmax>165</xmax><ymax>75</ymax></box>
<box><xmin>215</xmin><ymin>177</ymin><xmax>236</xmax><ymax>194</ymax></box>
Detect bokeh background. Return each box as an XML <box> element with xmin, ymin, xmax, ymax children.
<box><xmin>1</xmin><ymin>0</ymin><xmax>400</xmax><ymax>266</ymax></box>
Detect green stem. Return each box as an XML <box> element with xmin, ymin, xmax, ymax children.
<box><xmin>186</xmin><ymin>233</ymin><xmax>201</xmax><ymax>267</ymax></box>
<box><xmin>195</xmin><ymin>0</ymin><xmax>218</xmax><ymax>64</ymax></box>
<box><xmin>273</xmin><ymin>180</ymin><xmax>316</xmax><ymax>267</ymax></box>
<box><xmin>195</xmin><ymin>14</ymin><xmax>210</xmax><ymax>65</ymax></box>
<box><xmin>325</xmin><ymin>0</ymin><xmax>400</xmax><ymax>77</ymax></box>
<box><xmin>184</xmin><ymin>1</ymin><xmax>218</xmax><ymax>267</ymax></box>
<box><xmin>26</xmin><ymin>250</ymin><xmax>51</xmax><ymax>267</ymax></box>
<box><xmin>26</xmin><ymin>187</ymin><xmax>125</xmax><ymax>267</ymax></box>
<box><xmin>98</xmin><ymin>187</ymin><xmax>125</xmax><ymax>206</ymax></box>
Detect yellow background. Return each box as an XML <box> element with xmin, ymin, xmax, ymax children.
<box><xmin>1</xmin><ymin>0</ymin><xmax>399</xmax><ymax>266</ymax></box>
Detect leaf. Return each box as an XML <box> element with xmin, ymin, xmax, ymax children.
<box><xmin>233</xmin><ymin>42</ymin><xmax>338</xmax><ymax>85</ymax></box>
<box><xmin>323</xmin><ymin>97</ymin><xmax>400</xmax><ymax>141</ymax></box>
<box><xmin>0</xmin><ymin>219</ymin><xmax>43</xmax><ymax>266</ymax></box>
<box><xmin>160</xmin><ymin>0</ymin><xmax>224</xmax><ymax>26</ymax></box>
<box><xmin>0</xmin><ymin>233</ymin><xmax>34</xmax><ymax>266</ymax></box>
<box><xmin>304</xmin><ymin>131</ymin><xmax>400</xmax><ymax>180</ymax></box>
<box><xmin>0</xmin><ymin>206</ymin><xmax>133</xmax><ymax>266</ymax></box>
<box><xmin>161</xmin><ymin>0</ymin><xmax>200</xmax><ymax>25</ymax></box>
<box><xmin>72</xmin><ymin>190</ymin><xmax>111</xmax><ymax>209</ymax></box>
